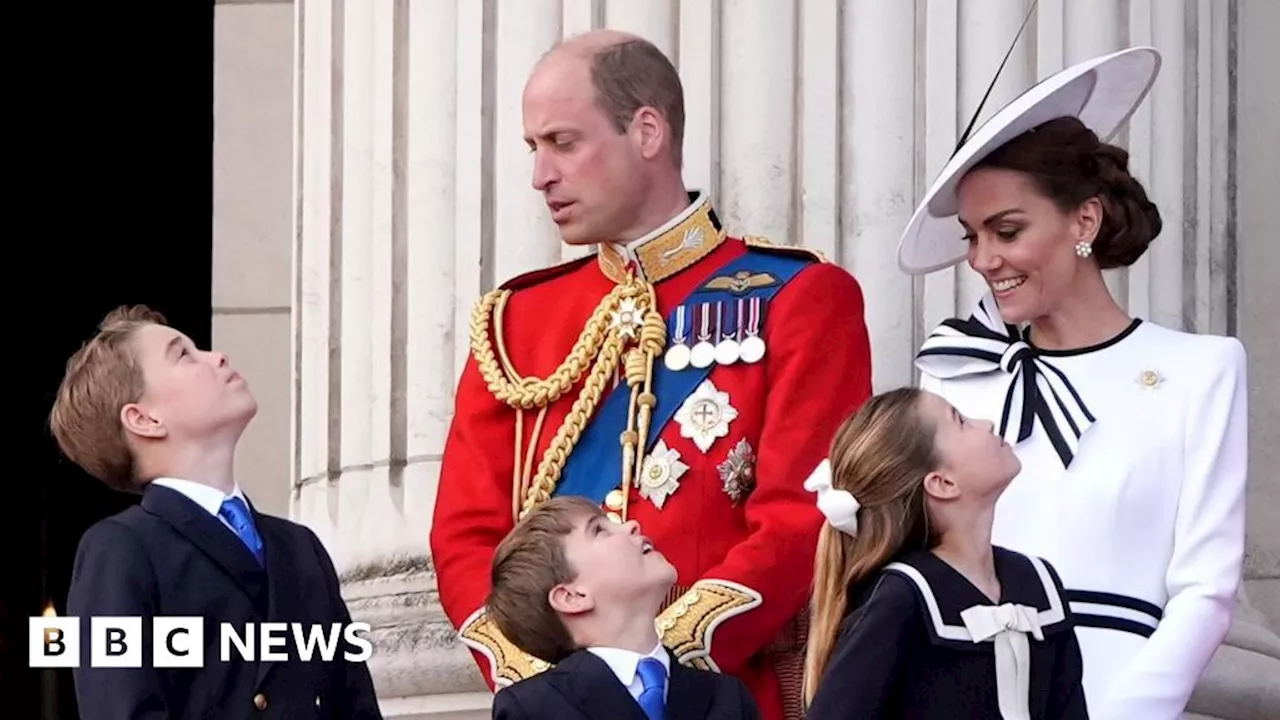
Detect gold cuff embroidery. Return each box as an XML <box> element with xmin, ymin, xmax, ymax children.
<box><xmin>655</xmin><ymin>579</ymin><xmax>763</xmax><ymax>672</ymax></box>
<box><xmin>458</xmin><ymin>608</ymin><xmax>552</xmax><ymax>688</ymax></box>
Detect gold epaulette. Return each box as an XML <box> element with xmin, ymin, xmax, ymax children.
<box><xmin>655</xmin><ymin>579</ymin><xmax>763</xmax><ymax>672</ymax></box>
<box><xmin>458</xmin><ymin>608</ymin><xmax>552</xmax><ymax>688</ymax></box>
<box><xmin>742</xmin><ymin>235</ymin><xmax>830</xmax><ymax>264</ymax></box>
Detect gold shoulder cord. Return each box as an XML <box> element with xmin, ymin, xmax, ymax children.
<box><xmin>468</xmin><ymin>272</ymin><xmax>667</xmax><ymax>522</ymax></box>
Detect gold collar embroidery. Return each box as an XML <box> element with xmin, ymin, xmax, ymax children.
<box><xmin>597</xmin><ymin>193</ymin><xmax>726</xmax><ymax>284</ymax></box>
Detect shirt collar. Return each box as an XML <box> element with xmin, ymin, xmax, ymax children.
<box><xmin>151</xmin><ymin>476</ymin><xmax>247</xmax><ymax>517</ymax></box>
<box><xmin>586</xmin><ymin>641</ymin><xmax>669</xmax><ymax>688</ymax></box>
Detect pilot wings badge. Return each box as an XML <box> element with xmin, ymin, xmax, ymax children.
<box><xmin>701</xmin><ymin>270</ymin><xmax>777</xmax><ymax>295</ymax></box>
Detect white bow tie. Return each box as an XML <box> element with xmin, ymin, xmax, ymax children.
<box><xmin>960</xmin><ymin>603</ymin><xmax>1044</xmax><ymax>720</ymax></box>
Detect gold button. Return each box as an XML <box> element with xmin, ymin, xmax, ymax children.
<box><xmin>606</xmin><ymin>512</ymin><xmax>622</xmax><ymax>524</ymax></box>
<box><xmin>253</xmin><ymin>693</ymin><xmax>267</xmax><ymax>711</ymax></box>
<box><xmin>605</xmin><ymin>489</ymin><xmax>624</xmax><ymax>510</ymax></box>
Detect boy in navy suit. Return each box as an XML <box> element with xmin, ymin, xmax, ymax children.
<box><xmin>49</xmin><ymin>305</ymin><xmax>381</xmax><ymax>719</ymax></box>
<box><xmin>484</xmin><ymin>496</ymin><xmax>760</xmax><ymax>720</ymax></box>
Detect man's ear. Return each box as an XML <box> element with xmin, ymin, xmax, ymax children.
<box><xmin>922</xmin><ymin>470</ymin><xmax>959</xmax><ymax>501</ymax></box>
<box><xmin>631</xmin><ymin>107</ymin><xmax>666</xmax><ymax>161</ymax></box>
<box><xmin>120</xmin><ymin>403</ymin><xmax>167</xmax><ymax>440</ymax></box>
<box><xmin>548</xmin><ymin>582</ymin><xmax>594</xmax><ymax>616</ymax></box>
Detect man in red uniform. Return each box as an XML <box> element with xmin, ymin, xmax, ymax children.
<box><xmin>429</xmin><ymin>30</ymin><xmax>872</xmax><ymax>720</ymax></box>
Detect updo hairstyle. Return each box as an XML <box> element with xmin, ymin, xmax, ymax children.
<box><xmin>971</xmin><ymin>116</ymin><xmax>1163</xmax><ymax>269</ymax></box>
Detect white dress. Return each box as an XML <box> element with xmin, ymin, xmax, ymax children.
<box><xmin>916</xmin><ymin>293</ymin><xmax>1248</xmax><ymax>720</ymax></box>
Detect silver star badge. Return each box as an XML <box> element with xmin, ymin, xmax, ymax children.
<box><xmin>674</xmin><ymin>380</ymin><xmax>739</xmax><ymax>453</ymax></box>
<box><xmin>636</xmin><ymin>440</ymin><xmax>689</xmax><ymax>509</ymax></box>
<box><xmin>717</xmin><ymin>438</ymin><xmax>757</xmax><ymax>505</ymax></box>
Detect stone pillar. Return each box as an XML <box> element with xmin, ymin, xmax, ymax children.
<box><xmin>213</xmin><ymin>0</ymin><xmax>296</xmax><ymax>519</ymax></box>
<box><xmin>842</xmin><ymin>0</ymin><xmax>916</xmax><ymax>388</ymax></box>
<box><xmin>287</xmin><ymin>1</ymin><xmax>1276</xmax><ymax>717</ymax></box>
<box><xmin>293</xmin><ymin>1</ymin><xmax>488</xmax><ymax>717</ymax></box>
<box><xmin>1239</xmin><ymin>0</ymin><xmax>1280</xmax><ymax>629</ymax></box>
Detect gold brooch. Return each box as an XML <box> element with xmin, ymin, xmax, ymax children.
<box><xmin>1136</xmin><ymin>369</ymin><xmax>1163</xmax><ymax>390</ymax></box>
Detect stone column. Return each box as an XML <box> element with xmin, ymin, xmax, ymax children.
<box><xmin>842</xmin><ymin>0</ymin><xmax>916</xmax><ymax>388</ymax></box>
<box><xmin>213</xmin><ymin>0</ymin><xmax>296</xmax><ymax>519</ymax></box>
<box><xmin>293</xmin><ymin>0</ymin><xmax>489</xmax><ymax>717</ymax></box>
<box><xmin>288</xmin><ymin>1</ymin><xmax>1276</xmax><ymax>717</ymax></box>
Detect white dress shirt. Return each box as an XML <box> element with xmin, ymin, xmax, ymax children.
<box><xmin>151</xmin><ymin>477</ymin><xmax>251</xmax><ymax>536</ymax></box>
<box><xmin>587</xmin><ymin>641</ymin><xmax>670</xmax><ymax>703</ymax></box>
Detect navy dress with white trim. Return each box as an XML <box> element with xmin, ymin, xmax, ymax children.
<box><xmin>806</xmin><ymin>547</ymin><xmax>1087</xmax><ymax>720</ymax></box>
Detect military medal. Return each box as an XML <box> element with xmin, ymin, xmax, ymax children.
<box><xmin>664</xmin><ymin>305</ymin><xmax>691</xmax><ymax>371</ymax></box>
<box><xmin>690</xmin><ymin>303</ymin><xmax>716</xmax><ymax>369</ymax></box>
<box><xmin>674</xmin><ymin>380</ymin><xmax>739</xmax><ymax>453</ymax></box>
<box><xmin>711</xmin><ymin>301</ymin><xmax>739</xmax><ymax>365</ymax></box>
<box><xmin>636</xmin><ymin>440</ymin><xmax>689</xmax><ymax>509</ymax></box>
<box><xmin>739</xmin><ymin>297</ymin><xmax>766</xmax><ymax>363</ymax></box>
<box><xmin>717</xmin><ymin>438</ymin><xmax>757</xmax><ymax>505</ymax></box>
<box><xmin>610</xmin><ymin>297</ymin><xmax>644</xmax><ymax>339</ymax></box>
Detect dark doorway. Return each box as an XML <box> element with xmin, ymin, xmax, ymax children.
<box><xmin>3</xmin><ymin>2</ymin><xmax>213</xmax><ymax>717</ymax></box>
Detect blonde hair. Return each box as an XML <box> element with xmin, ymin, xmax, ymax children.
<box><xmin>802</xmin><ymin>388</ymin><xmax>939</xmax><ymax>705</ymax></box>
<box><xmin>49</xmin><ymin>305</ymin><xmax>168</xmax><ymax>491</ymax></box>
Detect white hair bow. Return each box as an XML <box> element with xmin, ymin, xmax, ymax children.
<box><xmin>803</xmin><ymin>459</ymin><xmax>861</xmax><ymax>536</ymax></box>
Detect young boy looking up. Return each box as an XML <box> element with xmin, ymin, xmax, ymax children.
<box><xmin>50</xmin><ymin>305</ymin><xmax>382</xmax><ymax>719</ymax></box>
<box><xmin>485</xmin><ymin>496</ymin><xmax>759</xmax><ymax>720</ymax></box>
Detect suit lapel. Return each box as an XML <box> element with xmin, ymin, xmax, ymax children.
<box><xmin>253</xmin><ymin>513</ymin><xmax>297</xmax><ymax>690</ymax></box>
<box><xmin>548</xmin><ymin>651</ymin><xmax>649</xmax><ymax>720</ymax></box>
<box><xmin>665</xmin><ymin>650</ymin><xmax>713</xmax><ymax>720</ymax></box>
<box><xmin>141</xmin><ymin>484</ymin><xmax>264</xmax><ymax>600</ymax></box>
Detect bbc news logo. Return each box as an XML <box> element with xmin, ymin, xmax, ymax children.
<box><xmin>30</xmin><ymin>616</ymin><xmax>373</xmax><ymax>668</ymax></box>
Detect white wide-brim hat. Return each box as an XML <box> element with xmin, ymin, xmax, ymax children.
<box><xmin>897</xmin><ymin>46</ymin><xmax>1162</xmax><ymax>275</ymax></box>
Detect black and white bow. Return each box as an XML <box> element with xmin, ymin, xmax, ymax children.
<box><xmin>915</xmin><ymin>293</ymin><xmax>1095</xmax><ymax>468</ymax></box>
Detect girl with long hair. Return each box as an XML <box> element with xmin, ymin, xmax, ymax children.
<box><xmin>803</xmin><ymin>388</ymin><xmax>1087</xmax><ymax>719</ymax></box>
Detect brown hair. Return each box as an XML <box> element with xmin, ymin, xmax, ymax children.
<box><xmin>803</xmin><ymin>388</ymin><xmax>939</xmax><ymax>705</ymax></box>
<box><xmin>972</xmin><ymin>116</ymin><xmax>1162</xmax><ymax>269</ymax></box>
<box><xmin>487</xmin><ymin>495</ymin><xmax>604</xmax><ymax>664</ymax></box>
<box><xmin>589</xmin><ymin>38</ymin><xmax>685</xmax><ymax>169</ymax></box>
<box><xmin>49</xmin><ymin>305</ymin><xmax>168</xmax><ymax>492</ymax></box>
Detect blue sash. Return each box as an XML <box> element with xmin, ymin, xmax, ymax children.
<box><xmin>554</xmin><ymin>249</ymin><xmax>813</xmax><ymax>504</ymax></box>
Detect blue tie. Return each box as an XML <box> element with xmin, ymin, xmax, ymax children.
<box><xmin>636</xmin><ymin>657</ymin><xmax>666</xmax><ymax>720</ymax></box>
<box><xmin>219</xmin><ymin>496</ymin><xmax>264</xmax><ymax>566</ymax></box>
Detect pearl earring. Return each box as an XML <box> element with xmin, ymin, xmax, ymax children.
<box><xmin>1075</xmin><ymin>242</ymin><xmax>1093</xmax><ymax>258</ymax></box>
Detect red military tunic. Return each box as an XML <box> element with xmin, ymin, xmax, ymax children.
<box><xmin>429</xmin><ymin>194</ymin><xmax>873</xmax><ymax>720</ymax></box>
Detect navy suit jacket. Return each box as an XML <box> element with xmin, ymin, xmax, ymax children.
<box><xmin>66</xmin><ymin>483</ymin><xmax>382</xmax><ymax>720</ymax></box>
<box><xmin>491</xmin><ymin>648</ymin><xmax>760</xmax><ymax>720</ymax></box>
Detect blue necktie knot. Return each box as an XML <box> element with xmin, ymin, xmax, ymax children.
<box><xmin>219</xmin><ymin>496</ymin><xmax>264</xmax><ymax>565</ymax></box>
<box><xmin>636</xmin><ymin>657</ymin><xmax>667</xmax><ymax>720</ymax></box>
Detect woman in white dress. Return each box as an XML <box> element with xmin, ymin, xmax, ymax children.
<box><xmin>897</xmin><ymin>47</ymin><xmax>1248</xmax><ymax>720</ymax></box>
